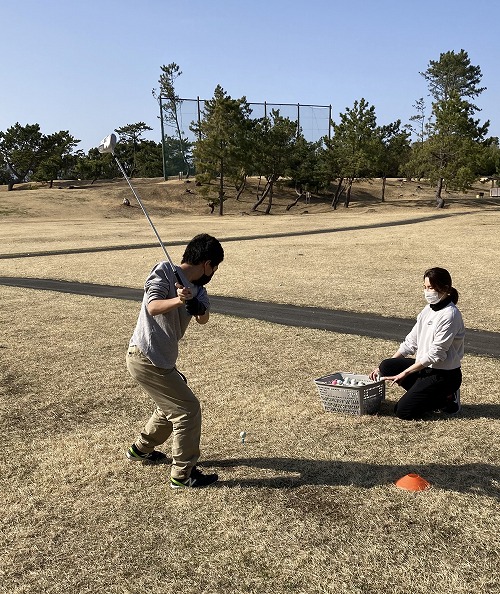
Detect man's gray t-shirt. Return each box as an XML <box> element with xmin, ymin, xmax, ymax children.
<box><xmin>130</xmin><ymin>262</ymin><xmax>210</xmax><ymax>369</ymax></box>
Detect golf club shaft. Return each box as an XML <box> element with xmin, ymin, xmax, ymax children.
<box><xmin>113</xmin><ymin>155</ymin><xmax>184</xmax><ymax>286</ymax></box>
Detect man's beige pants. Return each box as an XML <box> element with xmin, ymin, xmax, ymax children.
<box><xmin>126</xmin><ymin>346</ymin><xmax>201</xmax><ymax>480</ymax></box>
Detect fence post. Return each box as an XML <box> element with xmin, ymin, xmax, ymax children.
<box><xmin>197</xmin><ymin>96</ymin><xmax>202</xmax><ymax>140</ymax></box>
<box><xmin>159</xmin><ymin>95</ymin><xmax>168</xmax><ymax>181</ymax></box>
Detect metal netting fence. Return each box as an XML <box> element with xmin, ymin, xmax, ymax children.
<box><xmin>159</xmin><ymin>97</ymin><xmax>332</xmax><ymax>144</ymax></box>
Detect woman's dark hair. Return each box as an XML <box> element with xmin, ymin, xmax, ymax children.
<box><xmin>424</xmin><ymin>267</ymin><xmax>459</xmax><ymax>304</ymax></box>
<box><xmin>181</xmin><ymin>233</ymin><xmax>224</xmax><ymax>266</ymax></box>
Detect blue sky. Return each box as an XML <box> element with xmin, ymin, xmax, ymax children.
<box><xmin>2</xmin><ymin>0</ymin><xmax>498</xmax><ymax>152</ymax></box>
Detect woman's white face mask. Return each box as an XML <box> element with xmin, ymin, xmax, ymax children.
<box><xmin>424</xmin><ymin>289</ymin><xmax>441</xmax><ymax>305</ymax></box>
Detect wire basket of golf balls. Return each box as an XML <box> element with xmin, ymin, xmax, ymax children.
<box><xmin>313</xmin><ymin>372</ymin><xmax>385</xmax><ymax>415</ymax></box>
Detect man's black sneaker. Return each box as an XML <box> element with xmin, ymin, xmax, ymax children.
<box><xmin>170</xmin><ymin>466</ymin><xmax>218</xmax><ymax>489</ymax></box>
<box><xmin>126</xmin><ymin>444</ymin><xmax>168</xmax><ymax>463</ymax></box>
<box><xmin>441</xmin><ymin>389</ymin><xmax>461</xmax><ymax>415</ymax></box>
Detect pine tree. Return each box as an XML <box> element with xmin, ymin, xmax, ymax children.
<box><xmin>326</xmin><ymin>99</ymin><xmax>379</xmax><ymax>208</ymax></box>
<box><xmin>191</xmin><ymin>85</ymin><xmax>253</xmax><ymax>215</ymax></box>
<box><xmin>419</xmin><ymin>50</ymin><xmax>489</xmax><ymax>206</ymax></box>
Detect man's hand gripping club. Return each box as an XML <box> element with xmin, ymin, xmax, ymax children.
<box><xmin>175</xmin><ymin>283</ymin><xmax>207</xmax><ymax>317</ymax></box>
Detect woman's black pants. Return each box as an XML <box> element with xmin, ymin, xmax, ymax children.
<box><xmin>379</xmin><ymin>358</ymin><xmax>462</xmax><ymax>420</ymax></box>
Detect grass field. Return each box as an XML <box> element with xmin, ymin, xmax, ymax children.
<box><xmin>1</xmin><ymin>178</ymin><xmax>499</xmax><ymax>594</ymax></box>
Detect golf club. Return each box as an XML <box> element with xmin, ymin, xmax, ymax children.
<box><xmin>97</xmin><ymin>133</ymin><xmax>183</xmax><ymax>286</ymax></box>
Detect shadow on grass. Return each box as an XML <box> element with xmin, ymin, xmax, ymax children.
<box><xmin>372</xmin><ymin>399</ymin><xmax>500</xmax><ymax>421</ymax></box>
<box><xmin>459</xmin><ymin>403</ymin><xmax>500</xmax><ymax>419</ymax></box>
<box><xmin>206</xmin><ymin>457</ymin><xmax>499</xmax><ymax>498</ymax></box>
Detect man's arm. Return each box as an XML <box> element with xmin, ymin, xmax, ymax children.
<box><xmin>147</xmin><ymin>296</ymin><xmax>185</xmax><ymax>316</ymax></box>
<box><xmin>147</xmin><ymin>280</ymin><xmax>193</xmax><ymax>316</ymax></box>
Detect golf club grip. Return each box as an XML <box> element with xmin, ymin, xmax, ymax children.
<box><xmin>173</xmin><ymin>270</ymin><xmax>184</xmax><ymax>286</ymax></box>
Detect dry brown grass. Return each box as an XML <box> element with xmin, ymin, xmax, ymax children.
<box><xmin>1</xmin><ymin>179</ymin><xmax>499</xmax><ymax>594</ymax></box>
<box><xmin>2</xmin><ymin>177</ymin><xmax>500</xmax><ymax>331</ymax></box>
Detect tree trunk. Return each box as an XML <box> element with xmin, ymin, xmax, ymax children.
<box><xmin>265</xmin><ymin>185</ymin><xmax>273</xmax><ymax>214</ymax></box>
<box><xmin>219</xmin><ymin>157</ymin><xmax>224</xmax><ymax>215</ymax></box>
<box><xmin>170</xmin><ymin>105</ymin><xmax>190</xmax><ymax>178</ymax></box>
<box><xmin>381</xmin><ymin>176</ymin><xmax>386</xmax><ymax>202</ymax></box>
<box><xmin>344</xmin><ymin>179</ymin><xmax>353</xmax><ymax>207</ymax></box>
<box><xmin>435</xmin><ymin>177</ymin><xmax>445</xmax><ymax>208</ymax></box>
<box><xmin>331</xmin><ymin>178</ymin><xmax>344</xmax><ymax>209</ymax></box>
<box><xmin>235</xmin><ymin>177</ymin><xmax>246</xmax><ymax>201</ymax></box>
<box><xmin>286</xmin><ymin>189</ymin><xmax>304</xmax><ymax>211</ymax></box>
<box><xmin>256</xmin><ymin>176</ymin><xmax>263</xmax><ymax>196</ymax></box>
<box><xmin>252</xmin><ymin>179</ymin><xmax>273</xmax><ymax>211</ymax></box>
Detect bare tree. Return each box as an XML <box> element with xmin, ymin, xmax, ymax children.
<box><xmin>153</xmin><ymin>63</ymin><xmax>191</xmax><ymax>177</ymax></box>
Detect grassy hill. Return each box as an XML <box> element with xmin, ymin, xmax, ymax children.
<box><xmin>1</xmin><ymin>176</ymin><xmax>497</xmax><ymax>220</ymax></box>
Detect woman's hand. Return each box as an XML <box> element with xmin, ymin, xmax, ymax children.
<box><xmin>369</xmin><ymin>368</ymin><xmax>380</xmax><ymax>381</ymax></box>
<box><xmin>383</xmin><ymin>370</ymin><xmax>409</xmax><ymax>386</ymax></box>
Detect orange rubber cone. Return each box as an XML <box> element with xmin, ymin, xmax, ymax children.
<box><xmin>395</xmin><ymin>473</ymin><xmax>431</xmax><ymax>491</ymax></box>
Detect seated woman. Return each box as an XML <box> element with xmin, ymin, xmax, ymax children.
<box><xmin>370</xmin><ymin>267</ymin><xmax>465</xmax><ymax>420</ymax></box>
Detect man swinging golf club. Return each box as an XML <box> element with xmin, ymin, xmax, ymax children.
<box><xmin>126</xmin><ymin>233</ymin><xmax>224</xmax><ymax>488</ymax></box>
<box><xmin>97</xmin><ymin>133</ymin><xmax>224</xmax><ymax>487</ymax></box>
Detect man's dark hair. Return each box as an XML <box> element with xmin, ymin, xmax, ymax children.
<box><xmin>181</xmin><ymin>233</ymin><xmax>224</xmax><ymax>266</ymax></box>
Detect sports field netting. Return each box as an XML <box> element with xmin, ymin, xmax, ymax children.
<box><xmin>159</xmin><ymin>98</ymin><xmax>332</xmax><ymax>144</ymax></box>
